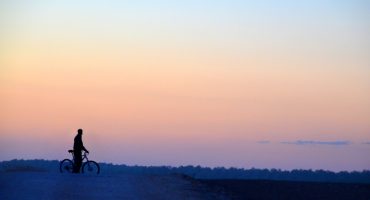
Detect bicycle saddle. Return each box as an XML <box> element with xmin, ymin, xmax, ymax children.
<box><xmin>68</xmin><ymin>150</ymin><xmax>74</xmax><ymax>153</ymax></box>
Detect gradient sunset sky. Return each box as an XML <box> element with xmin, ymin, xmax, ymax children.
<box><xmin>1</xmin><ymin>0</ymin><xmax>369</xmax><ymax>171</ymax></box>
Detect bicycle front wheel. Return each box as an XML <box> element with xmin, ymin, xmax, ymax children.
<box><xmin>60</xmin><ymin>159</ymin><xmax>74</xmax><ymax>173</ymax></box>
<box><xmin>82</xmin><ymin>161</ymin><xmax>100</xmax><ymax>174</ymax></box>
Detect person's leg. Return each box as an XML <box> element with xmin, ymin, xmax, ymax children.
<box><xmin>73</xmin><ymin>152</ymin><xmax>82</xmax><ymax>173</ymax></box>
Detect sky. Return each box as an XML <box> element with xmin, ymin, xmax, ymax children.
<box><xmin>0</xmin><ymin>0</ymin><xmax>369</xmax><ymax>171</ymax></box>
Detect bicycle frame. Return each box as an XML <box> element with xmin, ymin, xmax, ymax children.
<box><xmin>70</xmin><ymin>151</ymin><xmax>90</xmax><ymax>163</ymax></box>
<box><xmin>82</xmin><ymin>152</ymin><xmax>90</xmax><ymax>162</ymax></box>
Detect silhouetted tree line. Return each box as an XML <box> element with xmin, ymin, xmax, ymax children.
<box><xmin>1</xmin><ymin>159</ymin><xmax>369</xmax><ymax>183</ymax></box>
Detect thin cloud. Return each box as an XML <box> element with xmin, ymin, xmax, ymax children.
<box><xmin>281</xmin><ymin>140</ymin><xmax>350</xmax><ymax>146</ymax></box>
<box><xmin>362</xmin><ymin>142</ymin><xmax>370</xmax><ymax>145</ymax></box>
<box><xmin>257</xmin><ymin>140</ymin><xmax>270</xmax><ymax>144</ymax></box>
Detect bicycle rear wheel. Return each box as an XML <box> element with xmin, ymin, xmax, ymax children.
<box><xmin>82</xmin><ymin>161</ymin><xmax>100</xmax><ymax>174</ymax></box>
<box><xmin>60</xmin><ymin>159</ymin><xmax>74</xmax><ymax>173</ymax></box>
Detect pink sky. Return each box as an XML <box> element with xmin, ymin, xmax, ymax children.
<box><xmin>1</xmin><ymin>1</ymin><xmax>369</xmax><ymax>171</ymax></box>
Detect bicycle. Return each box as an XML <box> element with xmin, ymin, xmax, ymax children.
<box><xmin>60</xmin><ymin>150</ymin><xmax>100</xmax><ymax>174</ymax></box>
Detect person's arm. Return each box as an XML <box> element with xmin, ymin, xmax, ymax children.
<box><xmin>81</xmin><ymin>141</ymin><xmax>89</xmax><ymax>153</ymax></box>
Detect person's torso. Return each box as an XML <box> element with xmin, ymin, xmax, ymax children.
<box><xmin>74</xmin><ymin>135</ymin><xmax>83</xmax><ymax>150</ymax></box>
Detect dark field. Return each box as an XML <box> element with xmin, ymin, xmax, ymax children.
<box><xmin>200</xmin><ymin>179</ymin><xmax>370</xmax><ymax>200</ymax></box>
<box><xmin>1</xmin><ymin>160</ymin><xmax>369</xmax><ymax>199</ymax></box>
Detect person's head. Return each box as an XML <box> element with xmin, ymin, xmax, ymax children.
<box><xmin>77</xmin><ymin>129</ymin><xmax>83</xmax><ymax>135</ymax></box>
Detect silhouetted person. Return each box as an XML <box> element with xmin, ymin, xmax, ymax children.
<box><xmin>73</xmin><ymin>129</ymin><xmax>89</xmax><ymax>173</ymax></box>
